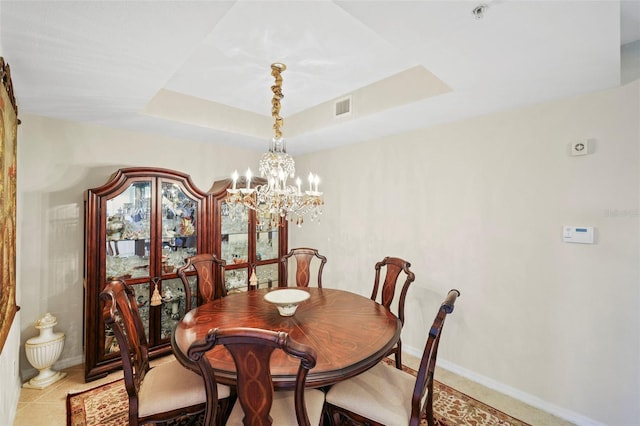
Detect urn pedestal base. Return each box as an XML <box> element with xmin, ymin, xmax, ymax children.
<box><xmin>22</xmin><ymin>368</ymin><xmax>67</xmax><ymax>389</ymax></box>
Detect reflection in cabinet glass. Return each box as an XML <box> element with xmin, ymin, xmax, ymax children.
<box><xmin>105</xmin><ymin>181</ymin><xmax>151</xmax><ymax>280</ymax></box>
<box><xmin>220</xmin><ymin>201</ymin><xmax>249</xmax><ymax>265</ymax></box>
<box><xmin>85</xmin><ymin>168</ymin><xmax>208</xmax><ymax>382</ymax></box>
<box><xmin>159</xmin><ymin>278</ymin><xmax>193</xmax><ymax>339</ymax></box>
<box><xmin>256</xmin><ymin>263</ymin><xmax>278</xmax><ymax>288</ymax></box>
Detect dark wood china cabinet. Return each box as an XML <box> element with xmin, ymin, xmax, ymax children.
<box><xmin>208</xmin><ymin>178</ymin><xmax>287</xmax><ymax>294</ymax></box>
<box><xmin>84</xmin><ymin>168</ymin><xmax>209</xmax><ymax>381</ymax></box>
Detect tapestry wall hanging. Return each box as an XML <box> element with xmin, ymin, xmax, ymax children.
<box><xmin>0</xmin><ymin>57</ymin><xmax>19</xmax><ymax>353</ymax></box>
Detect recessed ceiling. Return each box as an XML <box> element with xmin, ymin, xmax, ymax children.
<box><xmin>0</xmin><ymin>0</ymin><xmax>637</xmax><ymax>155</ymax></box>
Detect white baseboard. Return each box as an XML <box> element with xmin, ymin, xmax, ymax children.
<box><xmin>56</xmin><ymin>354</ymin><xmax>84</xmax><ymax>370</ymax></box>
<box><xmin>404</xmin><ymin>346</ymin><xmax>604</xmax><ymax>426</ymax></box>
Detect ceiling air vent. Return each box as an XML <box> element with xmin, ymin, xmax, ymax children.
<box><xmin>334</xmin><ymin>96</ymin><xmax>351</xmax><ymax>117</ymax></box>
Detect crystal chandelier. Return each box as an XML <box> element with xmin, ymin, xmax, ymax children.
<box><xmin>226</xmin><ymin>63</ymin><xmax>323</xmax><ymax>227</ymax></box>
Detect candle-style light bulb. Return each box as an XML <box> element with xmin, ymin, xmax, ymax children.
<box><xmin>296</xmin><ymin>177</ymin><xmax>302</xmax><ymax>194</ymax></box>
<box><xmin>308</xmin><ymin>172</ymin><xmax>313</xmax><ymax>192</ymax></box>
<box><xmin>314</xmin><ymin>175</ymin><xmax>320</xmax><ymax>193</ymax></box>
<box><xmin>231</xmin><ymin>170</ymin><xmax>238</xmax><ymax>190</ymax></box>
<box><xmin>246</xmin><ymin>168</ymin><xmax>252</xmax><ymax>189</ymax></box>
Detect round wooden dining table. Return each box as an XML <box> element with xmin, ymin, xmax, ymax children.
<box><xmin>172</xmin><ymin>287</ymin><xmax>401</xmax><ymax>390</ymax></box>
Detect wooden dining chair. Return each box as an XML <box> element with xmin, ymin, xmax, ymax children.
<box><xmin>177</xmin><ymin>253</ymin><xmax>227</xmax><ymax>311</ymax></box>
<box><xmin>371</xmin><ymin>256</ymin><xmax>416</xmax><ymax>369</ymax></box>
<box><xmin>324</xmin><ymin>289</ymin><xmax>460</xmax><ymax>426</ymax></box>
<box><xmin>280</xmin><ymin>247</ymin><xmax>327</xmax><ymax>288</ymax></box>
<box><xmin>187</xmin><ymin>327</ymin><xmax>326</xmax><ymax>426</ymax></box>
<box><xmin>100</xmin><ymin>279</ymin><xmax>231</xmax><ymax>426</ymax></box>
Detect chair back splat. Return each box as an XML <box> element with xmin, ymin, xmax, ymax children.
<box><xmin>188</xmin><ymin>327</ymin><xmax>325</xmax><ymax>426</ymax></box>
<box><xmin>177</xmin><ymin>253</ymin><xmax>227</xmax><ymax>311</ymax></box>
<box><xmin>280</xmin><ymin>247</ymin><xmax>327</xmax><ymax>288</ymax></box>
<box><xmin>371</xmin><ymin>256</ymin><xmax>415</xmax><ymax>368</ymax></box>
<box><xmin>323</xmin><ymin>289</ymin><xmax>460</xmax><ymax>426</ymax></box>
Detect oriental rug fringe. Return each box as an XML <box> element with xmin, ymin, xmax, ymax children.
<box><xmin>67</xmin><ymin>365</ymin><xmax>531</xmax><ymax>426</ymax></box>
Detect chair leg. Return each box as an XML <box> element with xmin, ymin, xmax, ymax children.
<box><xmin>320</xmin><ymin>406</ymin><xmax>333</xmax><ymax>426</ymax></box>
<box><xmin>331</xmin><ymin>412</ymin><xmax>342</xmax><ymax>426</ymax></box>
<box><xmin>395</xmin><ymin>341</ymin><xmax>403</xmax><ymax>369</ymax></box>
<box><xmin>321</xmin><ymin>402</ymin><xmax>338</xmax><ymax>426</ymax></box>
<box><xmin>215</xmin><ymin>399</ymin><xmax>226</xmax><ymax>426</ymax></box>
<box><xmin>425</xmin><ymin>385</ymin><xmax>434</xmax><ymax>426</ymax></box>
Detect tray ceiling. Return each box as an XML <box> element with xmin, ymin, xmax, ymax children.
<box><xmin>1</xmin><ymin>0</ymin><xmax>638</xmax><ymax>154</ymax></box>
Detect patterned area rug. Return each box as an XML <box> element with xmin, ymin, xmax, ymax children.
<box><xmin>67</xmin><ymin>367</ymin><xmax>531</xmax><ymax>426</ymax></box>
<box><xmin>431</xmin><ymin>381</ymin><xmax>530</xmax><ymax>425</ymax></box>
<box><xmin>67</xmin><ymin>379</ymin><xmax>127</xmax><ymax>426</ymax></box>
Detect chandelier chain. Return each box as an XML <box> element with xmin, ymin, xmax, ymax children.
<box><xmin>271</xmin><ymin>63</ymin><xmax>286</xmax><ymax>140</ymax></box>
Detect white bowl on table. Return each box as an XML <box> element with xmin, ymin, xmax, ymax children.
<box><xmin>264</xmin><ymin>288</ymin><xmax>310</xmax><ymax>316</ymax></box>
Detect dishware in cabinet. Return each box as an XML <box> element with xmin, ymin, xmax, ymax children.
<box><xmin>208</xmin><ymin>178</ymin><xmax>287</xmax><ymax>293</ymax></box>
<box><xmin>84</xmin><ymin>167</ymin><xmax>209</xmax><ymax>382</ymax></box>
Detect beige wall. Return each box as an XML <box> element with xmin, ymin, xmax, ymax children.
<box><xmin>3</xmin><ymin>80</ymin><xmax>638</xmax><ymax>425</ymax></box>
<box><xmin>291</xmin><ymin>80</ymin><xmax>640</xmax><ymax>425</ymax></box>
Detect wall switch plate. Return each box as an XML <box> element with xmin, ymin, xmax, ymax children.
<box><xmin>563</xmin><ymin>226</ymin><xmax>594</xmax><ymax>244</ymax></box>
<box><xmin>571</xmin><ymin>139</ymin><xmax>590</xmax><ymax>156</ymax></box>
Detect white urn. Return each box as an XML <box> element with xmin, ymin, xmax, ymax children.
<box><xmin>23</xmin><ymin>313</ymin><xmax>67</xmax><ymax>389</ymax></box>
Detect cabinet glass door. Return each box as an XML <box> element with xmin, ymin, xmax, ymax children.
<box><xmin>160</xmin><ymin>182</ymin><xmax>198</xmax><ymax>273</ymax></box>
<box><xmin>158</xmin><ymin>181</ymin><xmax>200</xmax><ymax>342</ymax></box>
<box><xmin>256</xmin><ymin>263</ymin><xmax>278</xmax><ymax>288</ymax></box>
<box><xmin>220</xmin><ymin>201</ymin><xmax>249</xmax><ymax>264</ymax></box>
<box><xmin>225</xmin><ymin>268</ymin><xmax>248</xmax><ymax>294</ymax></box>
<box><xmin>221</xmin><ymin>201</ymin><xmax>251</xmax><ymax>293</ymax></box>
<box><xmin>103</xmin><ymin>180</ymin><xmax>152</xmax><ymax>357</ymax></box>
<box><xmin>255</xmin><ymin>213</ymin><xmax>279</xmax><ymax>287</ymax></box>
<box><xmin>158</xmin><ymin>277</ymin><xmax>191</xmax><ymax>340</ymax></box>
<box><xmin>256</xmin><ymin>223</ymin><xmax>279</xmax><ymax>262</ymax></box>
<box><xmin>105</xmin><ymin>181</ymin><xmax>151</xmax><ymax>281</ymax></box>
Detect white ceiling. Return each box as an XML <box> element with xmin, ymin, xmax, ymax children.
<box><xmin>1</xmin><ymin>0</ymin><xmax>639</xmax><ymax>155</ymax></box>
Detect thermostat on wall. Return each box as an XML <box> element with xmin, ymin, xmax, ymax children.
<box><xmin>563</xmin><ymin>226</ymin><xmax>594</xmax><ymax>244</ymax></box>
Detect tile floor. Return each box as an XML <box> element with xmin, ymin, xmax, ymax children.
<box><xmin>13</xmin><ymin>354</ymin><xmax>574</xmax><ymax>425</ymax></box>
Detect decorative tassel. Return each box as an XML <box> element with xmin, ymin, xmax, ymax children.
<box><xmin>249</xmin><ymin>268</ymin><xmax>258</xmax><ymax>290</ymax></box>
<box><xmin>150</xmin><ymin>280</ymin><xmax>162</xmax><ymax>306</ymax></box>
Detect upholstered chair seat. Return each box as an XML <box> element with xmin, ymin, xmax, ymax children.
<box><xmin>324</xmin><ymin>362</ymin><xmax>422</xmax><ymax>425</ymax></box>
<box><xmin>137</xmin><ymin>358</ymin><xmax>231</xmax><ymax>419</ymax></box>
